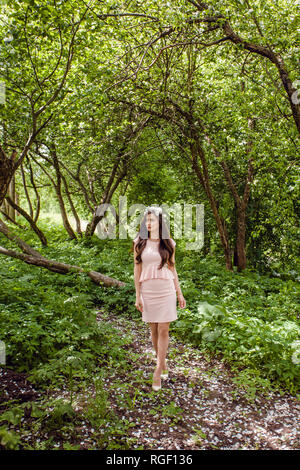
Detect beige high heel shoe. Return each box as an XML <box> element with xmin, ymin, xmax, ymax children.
<box><xmin>152</xmin><ymin>372</ymin><xmax>161</xmax><ymax>391</ymax></box>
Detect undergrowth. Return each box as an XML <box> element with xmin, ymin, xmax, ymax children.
<box><xmin>0</xmin><ymin>219</ymin><xmax>299</xmax><ymax>449</ymax></box>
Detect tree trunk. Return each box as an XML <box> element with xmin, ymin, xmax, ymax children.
<box><xmin>203</xmin><ymin>122</ymin><xmax>255</xmax><ymax>272</ymax></box>
<box><xmin>20</xmin><ymin>162</ymin><xmax>34</xmax><ymax>219</ymax></box>
<box><xmin>0</xmin><ymin>218</ymin><xmax>46</xmax><ymax>258</ymax></box>
<box><xmin>0</xmin><ymin>209</ymin><xmax>25</xmax><ymax>229</ymax></box>
<box><xmin>27</xmin><ymin>158</ymin><xmax>41</xmax><ymax>223</ymax></box>
<box><xmin>31</xmin><ymin>148</ymin><xmax>77</xmax><ymax>240</ymax></box>
<box><xmin>55</xmin><ymin>185</ymin><xmax>77</xmax><ymax>239</ymax></box>
<box><xmin>0</xmin><ymin>148</ymin><xmax>16</xmax><ymax>206</ymax></box>
<box><xmin>0</xmin><ymin>218</ymin><xmax>125</xmax><ymax>287</ymax></box>
<box><xmin>190</xmin><ymin>135</ymin><xmax>233</xmax><ymax>270</ymax></box>
<box><xmin>235</xmin><ymin>205</ymin><xmax>247</xmax><ymax>271</ymax></box>
<box><xmin>5</xmin><ymin>195</ymin><xmax>48</xmax><ymax>246</ymax></box>
<box><xmin>58</xmin><ymin>159</ymin><xmax>95</xmax><ymax>213</ymax></box>
<box><xmin>50</xmin><ymin>144</ymin><xmax>77</xmax><ymax>240</ymax></box>
<box><xmin>85</xmin><ymin>169</ymin><xmax>127</xmax><ymax>238</ymax></box>
<box><xmin>234</xmin><ymin>117</ymin><xmax>255</xmax><ymax>271</ymax></box>
<box><xmin>8</xmin><ymin>175</ymin><xmax>16</xmax><ymax>221</ymax></box>
<box><xmin>0</xmin><ymin>245</ymin><xmax>125</xmax><ymax>286</ymax></box>
<box><xmin>61</xmin><ymin>173</ymin><xmax>82</xmax><ymax>235</ymax></box>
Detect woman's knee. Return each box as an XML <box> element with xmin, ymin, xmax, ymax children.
<box><xmin>158</xmin><ymin>322</ymin><xmax>169</xmax><ymax>336</ymax></box>
<box><xmin>149</xmin><ymin>322</ymin><xmax>158</xmax><ymax>332</ymax></box>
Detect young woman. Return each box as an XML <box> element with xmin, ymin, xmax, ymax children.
<box><xmin>133</xmin><ymin>206</ymin><xmax>186</xmax><ymax>391</ymax></box>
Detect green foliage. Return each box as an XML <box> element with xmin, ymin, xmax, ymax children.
<box><xmin>172</xmin><ymin>258</ymin><xmax>300</xmax><ymax>393</ymax></box>
<box><xmin>2</xmin><ymin>0</ymin><xmax>299</xmax><ymax>274</ymax></box>
<box><xmin>191</xmin><ymin>428</ymin><xmax>207</xmax><ymax>446</ymax></box>
<box><xmin>161</xmin><ymin>401</ymin><xmax>184</xmax><ymax>424</ymax></box>
<box><xmin>1</xmin><ymin>217</ymin><xmax>300</xmax><ymax>399</ymax></box>
<box><xmin>0</xmin><ymin>263</ymin><xmax>102</xmax><ymax>374</ymax></box>
<box><xmin>0</xmin><ymin>407</ymin><xmax>24</xmax><ymax>426</ymax></box>
<box><xmin>0</xmin><ymin>426</ymin><xmax>21</xmax><ymax>450</ymax></box>
<box><xmin>83</xmin><ymin>380</ymin><xmax>111</xmax><ymax>428</ymax></box>
<box><xmin>0</xmin><ymin>224</ymin><xmax>132</xmax><ymax>389</ymax></box>
<box><xmin>229</xmin><ymin>367</ymin><xmax>278</xmax><ymax>403</ymax></box>
<box><xmin>44</xmin><ymin>400</ymin><xmax>76</xmax><ymax>431</ymax></box>
<box><xmin>81</xmin><ymin>374</ymin><xmax>139</xmax><ymax>450</ymax></box>
<box><xmin>0</xmin><ymin>219</ymin><xmax>299</xmax><ymax>451</ymax></box>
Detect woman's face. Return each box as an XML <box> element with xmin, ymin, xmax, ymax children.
<box><xmin>146</xmin><ymin>212</ymin><xmax>159</xmax><ymax>233</ymax></box>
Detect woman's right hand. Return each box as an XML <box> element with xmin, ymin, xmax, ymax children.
<box><xmin>177</xmin><ymin>293</ymin><xmax>186</xmax><ymax>309</ymax></box>
<box><xmin>135</xmin><ymin>296</ymin><xmax>143</xmax><ymax>312</ymax></box>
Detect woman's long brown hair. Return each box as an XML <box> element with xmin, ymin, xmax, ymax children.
<box><xmin>131</xmin><ymin>209</ymin><xmax>175</xmax><ymax>270</ymax></box>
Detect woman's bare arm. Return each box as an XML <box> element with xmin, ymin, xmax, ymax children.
<box><xmin>134</xmin><ymin>242</ymin><xmax>142</xmax><ymax>298</ymax></box>
<box><xmin>167</xmin><ymin>245</ymin><xmax>182</xmax><ymax>296</ymax></box>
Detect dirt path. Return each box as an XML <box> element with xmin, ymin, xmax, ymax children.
<box><xmin>1</xmin><ymin>309</ymin><xmax>299</xmax><ymax>450</ymax></box>
<box><xmin>92</xmin><ymin>309</ymin><xmax>300</xmax><ymax>450</ymax></box>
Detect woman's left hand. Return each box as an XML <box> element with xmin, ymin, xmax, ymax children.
<box><xmin>177</xmin><ymin>293</ymin><xmax>186</xmax><ymax>309</ymax></box>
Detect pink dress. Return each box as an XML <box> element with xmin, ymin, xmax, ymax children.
<box><xmin>134</xmin><ymin>237</ymin><xmax>177</xmax><ymax>323</ymax></box>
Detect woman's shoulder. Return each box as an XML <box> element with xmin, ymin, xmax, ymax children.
<box><xmin>170</xmin><ymin>238</ymin><xmax>176</xmax><ymax>247</ymax></box>
<box><xmin>133</xmin><ymin>235</ymin><xmax>175</xmax><ymax>246</ymax></box>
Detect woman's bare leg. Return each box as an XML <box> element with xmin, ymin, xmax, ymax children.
<box><xmin>156</xmin><ymin>322</ymin><xmax>169</xmax><ymax>371</ymax></box>
<box><xmin>149</xmin><ymin>322</ymin><xmax>158</xmax><ymax>357</ymax></box>
<box><xmin>152</xmin><ymin>322</ymin><xmax>170</xmax><ymax>388</ymax></box>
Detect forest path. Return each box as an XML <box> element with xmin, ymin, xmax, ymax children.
<box><xmin>1</xmin><ymin>308</ymin><xmax>299</xmax><ymax>450</ymax></box>
<box><xmin>93</xmin><ymin>309</ymin><xmax>300</xmax><ymax>450</ymax></box>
